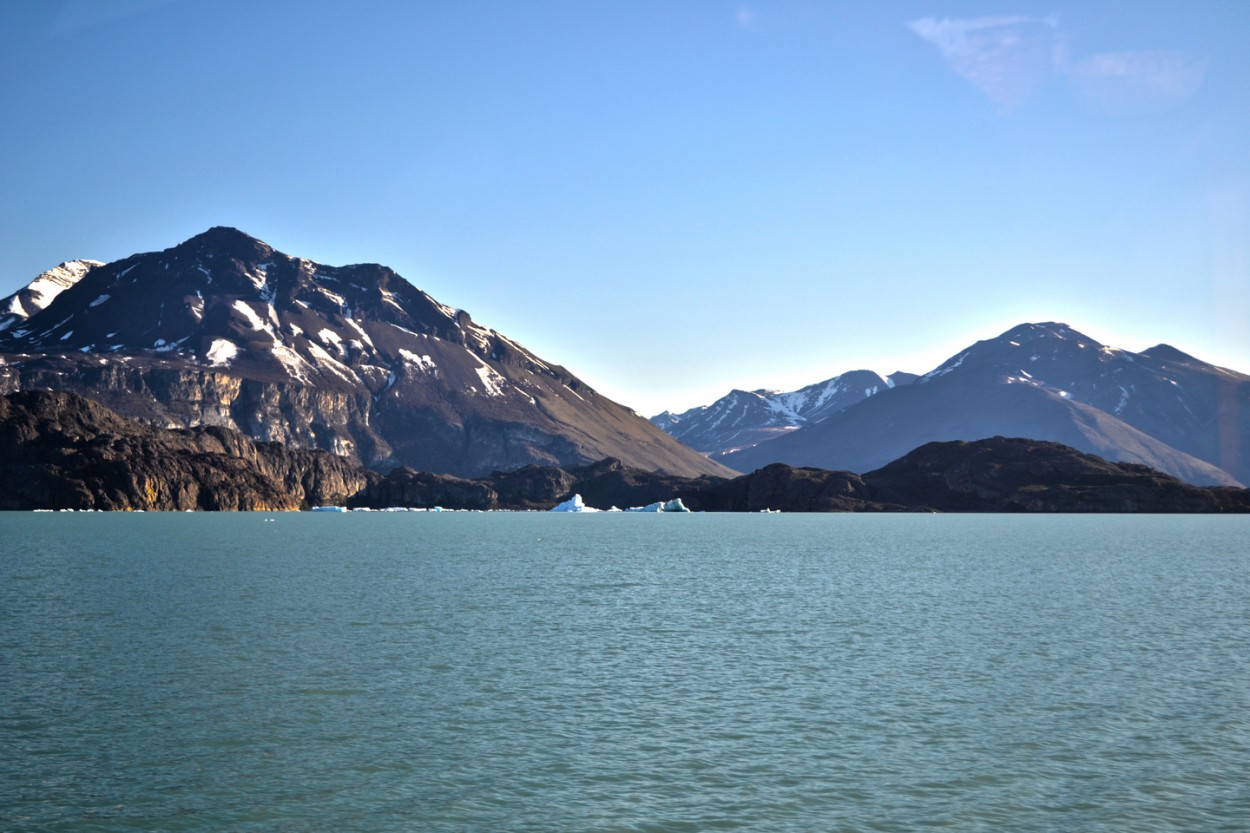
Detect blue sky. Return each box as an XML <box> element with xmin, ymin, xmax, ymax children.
<box><xmin>2</xmin><ymin>1</ymin><xmax>1247</xmax><ymax>415</ymax></box>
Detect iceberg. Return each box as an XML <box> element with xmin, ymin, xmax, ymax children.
<box><xmin>623</xmin><ymin>498</ymin><xmax>691</xmax><ymax>513</ymax></box>
<box><xmin>549</xmin><ymin>494</ymin><xmax>600</xmax><ymax>513</ymax></box>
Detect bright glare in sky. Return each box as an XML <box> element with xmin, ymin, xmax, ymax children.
<box><xmin>1</xmin><ymin>2</ymin><xmax>1247</xmax><ymax>416</ymax></box>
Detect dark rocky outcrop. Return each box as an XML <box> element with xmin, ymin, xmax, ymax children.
<box><xmin>351</xmin><ymin>437</ymin><xmax>1250</xmax><ymax>513</ymax></box>
<box><xmin>0</xmin><ymin>390</ymin><xmax>376</xmax><ymax>511</ymax></box>
<box><xmin>691</xmin><ymin>464</ymin><xmax>888</xmax><ymax>512</ymax></box>
<box><xmin>860</xmin><ymin>436</ymin><xmax>1250</xmax><ymax>513</ymax></box>
<box><xmin>348</xmin><ymin>457</ymin><xmax>726</xmax><ymax>512</ymax></box>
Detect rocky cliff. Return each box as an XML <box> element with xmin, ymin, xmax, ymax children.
<box><xmin>0</xmin><ymin>390</ymin><xmax>375</xmax><ymax>511</ymax></box>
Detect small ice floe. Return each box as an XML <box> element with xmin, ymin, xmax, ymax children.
<box><xmin>550</xmin><ymin>494</ymin><xmax>600</xmax><ymax>512</ymax></box>
<box><xmin>311</xmin><ymin>505</ymin><xmax>348</xmax><ymax>512</ymax></box>
<box><xmin>624</xmin><ymin>498</ymin><xmax>690</xmax><ymax>513</ymax></box>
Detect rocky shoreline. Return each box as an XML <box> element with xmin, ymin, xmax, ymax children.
<box><xmin>4</xmin><ymin>391</ymin><xmax>1248</xmax><ymax>513</ymax></box>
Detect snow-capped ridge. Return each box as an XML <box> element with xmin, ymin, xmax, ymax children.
<box><xmin>652</xmin><ymin>368</ymin><xmax>909</xmax><ymax>454</ymax></box>
<box><xmin>0</xmin><ymin>260</ymin><xmax>104</xmax><ymax>332</ymax></box>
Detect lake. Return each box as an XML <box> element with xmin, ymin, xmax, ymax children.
<box><xmin>2</xmin><ymin>513</ymin><xmax>1247</xmax><ymax>832</ymax></box>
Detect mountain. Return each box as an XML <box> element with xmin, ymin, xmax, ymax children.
<box><xmin>0</xmin><ymin>227</ymin><xmax>730</xmax><ymax>478</ymax></box>
<box><xmin>0</xmin><ymin>390</ymin><xmax>373</xmax><ymax>511</ymax></box>
<box><xmin>651</xmin><ymin>370</ymin><xmax>916</xmax><ymax>454</ymax></box>
<box><xmin>716</xmin><ymin>323</ymin><xmax>1248</xmax><ymax>487</ymax></box>
<box><xmin>0</xmin><ymin>259</ymin><xmax>102</xmax><ymax>331</ymax></box>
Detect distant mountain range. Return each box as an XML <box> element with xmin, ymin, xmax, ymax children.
<box><xmin>652</xmin><ymin>370</ymin><xmax>919</xmax><ymax>454</ymax></box>
<box><xmin>664</xmin><ymin>322</ymin><xmax>1247</xmax><ymax>487</ymax></box>
<box><xmin>0</xmin><ymin>227</ymin><xmax>729</xmax><ymax>479</ymax></box>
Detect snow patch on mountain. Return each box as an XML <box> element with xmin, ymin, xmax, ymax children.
<box><xmin>269</xmin><ymin>343</ymin><xmax>313</xmax><ymax>382</ymax></box>
<box><xmin>232</xmin><ymin>300</ymin><xmax>268</xmax><ymax>332</ymax></box>
<box><xmin>0</xmin><ymin>260</ymin><xmax>103</xmax><ymax>331</ymax></box>
<box><xmin>206</xmin><ymin>339</ymin><xmax>238</xmax><ymax>366</ymax></box>
<box><xmin>398</xmin><ymin>349</ymin><xmax>437</xmax><ymax>374</ymax></box>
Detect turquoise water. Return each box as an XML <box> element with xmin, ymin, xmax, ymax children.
<box><xmin>2</xmin><ymin>513</ymin><xmax>1248</xmax><ymax>832</ymax></box>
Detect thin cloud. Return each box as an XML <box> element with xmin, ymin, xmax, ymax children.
<box><xmin>908</xmin><ymin>16</ymin><xmax>1060</xmax><ymax>108</ymax></box>
<box><xmin>1067</xmin><ymin>50</ymin><xmax>1207</xmax><ymax>113</ymax></box>
<box><xmin>736</xmin><ymin>6</ymin><xmax>757</xmax><ymax>28</ymax></box>
<box><xmin>909</xmin><ymin>15</ymin><xmax>1206</xmax><ymax>113</ymax></box>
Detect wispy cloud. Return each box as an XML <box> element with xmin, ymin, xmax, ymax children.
<box><xmin>1066</xmin><ymin>50</ymin><xmax>1207</xmax><ymax>114</ymax></box>
<box><xmin>736</xmin><ymin>6</ymin><xmax>756</xmax><ymax>29</ymax></box>
<box><xmin>909</xmin><ymin>15</ymin><xmax>1205</xmax><ymax>113</ymax></box>
<box><xmin>908</xmin><ymin>16</ymin><xmax>1060</xmax><ymax>108</ymax></box>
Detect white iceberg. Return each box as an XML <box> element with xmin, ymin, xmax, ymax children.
<box><xmin>623</xmin><ymin>498</ymin><xmax>690</xmax><ymax>513</ymax></box>
<box><xmin>549</xmin><ymin>494</ymin><xmax>600</xmax><ymax>513</ymax></box>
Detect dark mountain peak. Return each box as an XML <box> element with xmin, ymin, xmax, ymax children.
<box><xmin>166</xmin><ymin>227</ymin><xmax>276</xmax><ymax>268</ymax></box>
<box><xmin>1139</xmin><ymin>343</ymin><xmax>1198</xmax><ymax>364</ymax></box>
<box><xmin>1001</xmin><ymin>321</ymin><xmax>1061</xmax><ymax>338</ymax></box>
<box><xmin>838</xmin><ymin>368</ymin><xmax>888</xmax><ymax>384</ymax></box>
<box><xmin>994</xmin><ymin>321</ymin><xmax>1100</xmax><ymax>347</ymax></box>
<box><xmin>923</xmin><ymin>322</ymin><xmax>1109</xmax><ymax>382</ymax></box>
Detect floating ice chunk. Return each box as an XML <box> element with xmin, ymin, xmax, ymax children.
<box><xmin>550</xmin><ymin>494</ymin><xmax>600</xmax><ymax>512</ymax></box>
<box><xmin>624</xmin><ymin>498</ymin><xmax>690</xmax><ymax>513</ymax></box>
